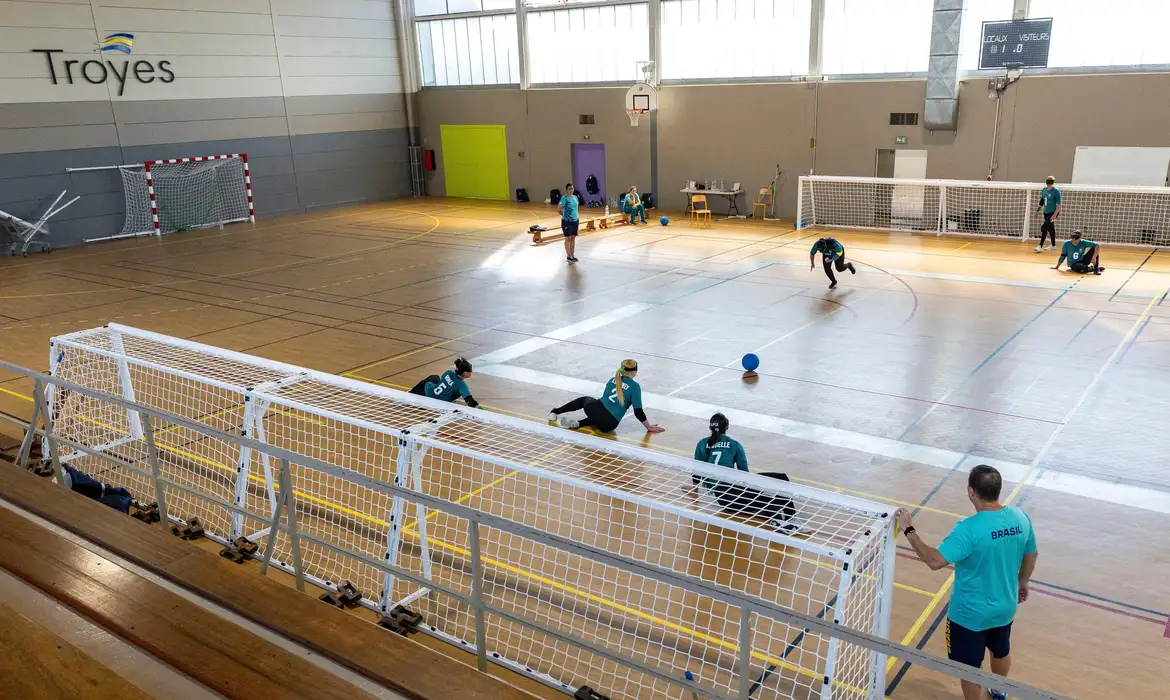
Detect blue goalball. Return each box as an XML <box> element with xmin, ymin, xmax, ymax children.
<box><xmin>742</xmin><ymin>353</ymin><xmax>760</xmax><ymax>372</ymax></box>
<box><xmin>660</xmin><ymin>216</ymin><xmax>669</xmax><ymax>226</ymax></box>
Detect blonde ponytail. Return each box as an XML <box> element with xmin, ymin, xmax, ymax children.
<box><xmin>615</xmin><ymin>359</ymin><xmax>638</xmax><ymax>404</ymax></box>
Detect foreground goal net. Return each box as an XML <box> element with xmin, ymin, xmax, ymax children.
<box><xmin>797</xmin><ymin>175</ymin><xmax>1170</xmax><ymax>247</ymax></box>
<box><xmin>48</xmin><ymin>324</ymin><xmax>896</xmax><ymax>700</ymax></box>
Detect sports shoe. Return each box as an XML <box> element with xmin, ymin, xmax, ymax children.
<box><xmin>548</xmin><ymin>411</ymin><xmax>558</xmax><ymax>422</ymax></box>
<box><xmin>1034</xmin><ymin>244</ymin><xmax>1044</xmax><ymax>252</ymax></box>
<box><xmin>770</xmin><ymin>517</ymin><xmax>804</xmax><ymax>534</ymax></box>
<box><xmin>569</xmin><ymin>256</ymin><xmax>579</xmax><ymax>262</ymax></box>
<box><xmin>1045</xmin><ymin>245</ymin><xmax>1055</xmax><ymax>251</ymax></box>
<box><xmin>989</xmin><ymin>690</ymin><xmax>1007</xmax><ymax>700</ymax></box>
<box><xmin>829</xmin><ymin>281</ymin><xmax>838</xmax><ymax>290</ymax></box>
<box><xmin>557</xmin><ymin>416</ymin><xmax>580</xmax><ymax>429</ymax></box>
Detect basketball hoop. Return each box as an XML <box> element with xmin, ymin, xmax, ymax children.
<box><xmin>626</xmin><ymin>108</ymin><xmax>646</xmax><ymax>127</ymax></box>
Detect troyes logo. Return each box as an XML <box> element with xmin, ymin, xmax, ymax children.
<box><xmin>33</xmin><ymin>33</ymin><xmax>174</xmax><ymax>97</ymax></box>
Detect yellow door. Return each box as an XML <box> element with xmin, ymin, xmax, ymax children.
<box><xmin>440</xmin><ymin>125</ymin><xmax>510</xmax><ymax>200</ymax></box>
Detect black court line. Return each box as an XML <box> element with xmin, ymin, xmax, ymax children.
<box><xmin>884</xmin><ymin>603</ymin><xmax>950</xmax><ymax>696</ymax></box>
<box><xmin>1108</xmin><ymin>249</ymin><xmax>1157</xmax><ymax>302</ymax></box>
<box><xmin>748</xmin><ymin>596</ymin><xmax>836</xmax><ymax>698</ymax></box>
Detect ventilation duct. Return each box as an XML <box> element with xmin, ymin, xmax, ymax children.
<box><xmin>925</xmin><ymin>0</ymin><xmax>964</xmax><ymax>131</ymax></box>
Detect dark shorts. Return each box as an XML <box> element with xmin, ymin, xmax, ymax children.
<box><xmin>946</xmin><ymin>619</ymin><xmax>1012</xmax><ymax>668</ymax></box>
<box><xmin>1069</xmin><ymin>246</ymin><xmax>1099</xmax><ymax>272</ymax></box>
<box><xmin>562</xmin><ymin>219</ymin><xmax>579</xmax><ymax>237</ymax></box>
<box><xmin>582</xmin><ymin>397</ymin><xmax>620</xmax><ymax>432</ymax></box>
<box><xmin>409</xmin><ymin>375</ymin><xmax>441</xmax><ymax>396</ymax></box>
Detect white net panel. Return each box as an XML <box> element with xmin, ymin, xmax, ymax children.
<box><xmin>119</xmin><ymin>157</ymin><xmax>250</xmax><ymax>237</ymax></box>
<box><xmin>798</xmin><ymin>175</ymin><xmax>1170</xmax><ymax>246</ymax></box>
<box><xmin>49</xmin><ymin>324</ymin><xmax>895</xmax><ymax>700</ymax></box>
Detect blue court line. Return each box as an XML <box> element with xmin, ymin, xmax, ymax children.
<box><xmin>884</xmin><ymin>603</ymin><xmax>949</xmax><ymax>696</ymax></box>
<box><xmin>1116</xmin><ymin>315</ymin><xmax>1152</xmax><ymax>364</ymax></box>
<box><xmin>890</xmin><ymin>288</ymin><xmax>1072</xmax><ymax>445</ymax></box>
<box><xmin>911</xmin><ymin>456</ymin><xmax>967</xmax><ymax>517</ymax></box>
<box><xmin>748</xmin><ymin>597</ymin><xmax>835</xmax><ymax>697</ymax></box>
<box><xmin>1066</xmin><ymin>310</ymin><xmax>1100</xmax><ymax>347</ymax></box>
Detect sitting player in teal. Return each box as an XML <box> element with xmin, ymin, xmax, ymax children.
<box><xmin>622</xmin><ymin>185</ymin><xmax>648</xmax><ymax>225</ymax></box>
<box><xmin>810</xmin><ymin>237</ymin><xmax>856</xmax><ymax>289</ymax></box>
<box><xmin>1052</xmin><ymin>229</ymin><xmax>1103</xmax><ymax>275</ymax></box>
<box><xmin>549</xmin><ymin>358</ymin><xmax>664</xmax><ymax>434</ymax></box>
<box><xmin>685</xmin><ymin>413</ymin><xmax>799</xmax><ymax>532</ymax></box>
<box><xmin>408</xmin><ymin>357</ymin><xmax>480</xmax><ymax>408</ymax></box>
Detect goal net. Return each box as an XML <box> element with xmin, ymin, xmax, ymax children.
<box><xmin>797</xmin><ymin>175</ymin><xmax>1170</xmax><ymax>246</ymax></box>
<box><xmin>119</xmin><ymin>155</ymin><xmax>254</xmax><ymax>238</ymax></box>
<box><xmin>48</xmin><ymin>323</ymin><xmax>896</xmax><ymax>700</ymax></box>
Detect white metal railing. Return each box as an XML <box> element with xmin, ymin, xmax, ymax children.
<box><xmin>797</xmin><ymin>175</ymin><xmax>1170</xmax><ymax>247</ymax></box>
<box><xmin>0</xmin><ymin>358</ymin><xmax>1069</xmax><ymax>700</ymax></box>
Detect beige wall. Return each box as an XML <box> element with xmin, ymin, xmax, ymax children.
<box><xmin>418</xmin><ymin>71</ymin><xmax>1170</xmax><ymax>214</ymax></box>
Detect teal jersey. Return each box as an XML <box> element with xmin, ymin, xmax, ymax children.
<box><xmin>1038</xmin><ymin>187</ymin><xmax>1061</xmax><ymax>213</ymax></box>
<box><xmin>561</xmin><ymin>193</ymin><xmax>579</xmax><ymax>222</ymax></box>
<box><xmin>623</xmin><ymin>193</ymin><xmax>641</xmax><ymax>208</ymax></box>
<box><xmin>1058</xmin><ymin>239</ymin><xmax>1097</xmax><ymax>266</ymax></box>
<box><xmin>811</xmin><ymin>239</ymin><xmax>844</xmax><ymax>258</ymax></box>
<box><xmin>424</xmin><ymin>370</ymin><xmax>471</xmax><ymax>403</ymax></box>
<box><xmin>600</xmin><ymin>376</ymin><xmax>642</xmax><ymax>421</ymax></box>
<box><xmin>938</xmin><ymin>506</ymin><xmax>1037</xmax><ymax>631</ymax></box>
<box><xmin>693</xmin><ymin>436</ymin><xmax>748</xmax><ymax>471</ymax></box>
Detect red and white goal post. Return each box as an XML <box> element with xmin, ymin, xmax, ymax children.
<box><xmin>67</xmin><ymin>154</ymin><xmax>255</xmax><ymax>244</ymax></box>
<box><xmin>796</xmin><ymin>175</ymin><xmax>1170</xmax><ymax>247</ymax></box>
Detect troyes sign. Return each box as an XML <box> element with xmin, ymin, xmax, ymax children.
<box><xmin>32</xmin><ymin>50</ymin><xmax>174</xmax><ymax>96</ymax></box>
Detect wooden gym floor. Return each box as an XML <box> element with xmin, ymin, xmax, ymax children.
<box><xmin>1</xmin><ymin>198</ymin><xmax>1168</xmax><ymax>699</ymax></box>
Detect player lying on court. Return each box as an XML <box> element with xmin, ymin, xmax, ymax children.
<box><xmin>408</xmin><ymin>357</ymin><xmax>480</xmax><ymax>408</ymax></box>
<box><xmin>684</xmin><ymin>413</ymin><xmax>800</xmax><ymax>533</ymax></box>
<box><xmin>549</xmin><ymin>358</ymin><xmax>664</xmax><ymax>434</ymax></box>
<box><xmin>810</xmin><ymin>237</ymin><xmax>856</xmax><ymax>289</ymax></box>
<box><xmin>1052</xmin><ymin>230</ymin><xmax>1103</xmax><ymax>275</ymax></box>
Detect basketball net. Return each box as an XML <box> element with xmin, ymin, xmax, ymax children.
<box><xmin>626</xmin><ymin>108</ymin><xmax>646</xmax><ymax>127</ymax></box>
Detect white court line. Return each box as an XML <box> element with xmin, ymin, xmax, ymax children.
<box><xmin>471</xmin><ymin>302</ymin><xmax>653</xmax><ymax>365</ymax></box>
<box><xmin>475</xmin><ymin>363</ymin><xmax>1170</xmax><ymax>515</ymax></box>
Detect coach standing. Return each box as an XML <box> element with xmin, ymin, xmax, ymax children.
<box><xmin>894</xmin><ymin>465</ymin><xmax>1038</xmax><ymax>700</ymax></box>
<box><xmin>1034</xmin><ymin>176</ymin><xmax>1061</xmax><ymax>252</ymax></box>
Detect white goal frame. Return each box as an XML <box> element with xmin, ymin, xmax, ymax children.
<box><xmin>43</xmin><ymin>323</ymin><xmax>898</xmax><ymax>700</ymax></box>
<box><xmin>67</xmin><ymin>154</ymin><xmax>255</xmax><ymax>244</ymax></box>
<box><xmin>796</xmin><ymin>175</ymin><xmax>1170</xmax><ymax>247</ymax></box>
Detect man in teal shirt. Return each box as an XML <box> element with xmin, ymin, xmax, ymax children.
<box><xmin>1053</xmin><ymin>229</ymin><xmax>1102</xmax><ymax>275</ymax></box>
<box><xmin>560</xmin><ymin>182</ymin><xmax>580</xmax><ymax>263</ymax></box>
<box><xmin>1035</xmin><ymin>176</ymin><xmax>1062</xmax><ymax>252</ymax></box>
<box><xmin>895</xmin><ymin>465</ymin><xmax>1038</xmax><ymax>700</ymax></box>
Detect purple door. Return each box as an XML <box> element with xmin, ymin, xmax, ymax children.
<box><xmin>571</xmin><ymin>143</ymin><xmax>606</xmax><ymax>208</ymax></box>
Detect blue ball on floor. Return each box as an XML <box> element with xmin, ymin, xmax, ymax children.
<box><xmin>660</xmin><ymin>216</ymin><xmax>669</xmax><ymax>226</ymax></box>
<box><xmin>742</xmin><ymin>353</ymin><xmax>759</xmax><ymax>372</ymax></box>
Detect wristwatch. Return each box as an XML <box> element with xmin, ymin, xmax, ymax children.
<box><xmin>902</xmin><ymin>526</ymin><xmax>916</xmax><ymax>537</ymax></box>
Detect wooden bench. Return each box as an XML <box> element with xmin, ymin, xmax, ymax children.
<box><xmin>0</xmin><ymin>463</ymin><xmax>536</xmax><ymax>700</ymax></box>
<box><xmin>530</xmin><ymin>212</ymin><xmax>633</xmax><ymax>244</ymax></box>
<box><xmin>0</xmin><ymin>601</ymin><xmax>144</xmax><ymax>700</ymax></box>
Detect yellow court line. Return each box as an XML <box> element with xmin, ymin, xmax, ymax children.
<box><xmin>0</xmin><ymin>386</ymin><xmax>34</xmax><ymax>402</ymax></box>
<box><xmin>955</xmin><ymin>242</ymin><xmax>973</xmax><ymax>252</ymax></box>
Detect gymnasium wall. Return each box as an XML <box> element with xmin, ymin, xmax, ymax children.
<box><xmin>418</xmin><ymin>72</ymin><xmax>1170</xmax><ymax>215</ymax></box>
<box><xmin>0</xmin><ymin>0</ymin><xmax>409</xmax><ymax>248</ymax></box>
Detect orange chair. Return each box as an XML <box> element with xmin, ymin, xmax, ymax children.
<box><xmin>690</xmin><ymin>194</ymin><xmax>712</xmax><ymax>226</ymax></box>
<box><xmin>751</xmin><ymin>187</ymin><xmax>773</xmax><ymax>218</ymax></box>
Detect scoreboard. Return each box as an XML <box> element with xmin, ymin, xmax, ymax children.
<box><xmin>979</xmin><ymin>18</ymin><xmax>1053</xmax><ymax>70</ymax></box>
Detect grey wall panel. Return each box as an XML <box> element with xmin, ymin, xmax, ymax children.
<box><xmin>254</xmin><ymin>191</ymin><xmax>302</xmax><ymax>217</ymax></box>
<box><xmin>120</xmin><ymin>135</ymin><xmax>293</xmax><ymax>163</ymax></box>
<box><xmin>0</xmin><ymin>172</ymin><xmax>119</xmax><ymax>204</ymax></box>
<box><xmin>289</xmin><ymin>111</ymin><xmax>406</xmax><ymax>136</ymax></box>
<box><xmin>113</xmin><ymin>97</ymin><xmax>287</xmax><ymax>124</ymax></box>
<box><xmin>119</xmin><ymin>116</ymin><xmax>291</xmax><ymax>148</ymax></box>
<box><xmin>0</xmin><ymin>101</ymin><xmax>115</xmax><ymax>129</ymax></box>
<box><xmin>250</xmin><ymin>173</ymin><xmax>299</xmax><ymax>199</ymax></box>
<box><xmin>42</xmin><ymin>215</ymin><xmax>127</xmax><ymax>248</ymax></box>
<box><xmin>285</xmin><ymin>93</ymin><xmax>403</xmax><ymax>116</ymax></box>
<box><xmin>0</xmin><ymin>192</ymin><xmax>125</xmax><ymax>222</ymax></box>
<box><xmin>293</xmin><ymin>145</ymin><xmax>402</xmax><ymax>173</ymax></box>
<box><xmin>247</xmin><ymin>153</ymin><xmax>296</xmax><ymax>178</ymax></box>
<box><xmin>0</xmin><ymin>125</ymin><xmax>122</xmax><ymax>155</ymax></box>
<box><xmin>0</xmin><ymin>148</ymin><xmax>125</xmax><ymax>178</ymax></box>
<box><xmin>290</xmin><ymin>129</ymin><xmax>407</xmax><ymax>155</ymax></box>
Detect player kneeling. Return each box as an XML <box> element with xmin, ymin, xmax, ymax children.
<box><xmin>409</xmin><ymin>357</ymin><xmax>480</xmax><ymax>408</ymax></box>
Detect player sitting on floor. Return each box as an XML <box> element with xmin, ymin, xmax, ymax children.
<box><xmin>549</xmin><ymin>358</ymin><xmax>664</xmax><ymax>434</ymax></box>
<box><xmin>622</xmin><ymin>186</ymin><xmax>648</xmax><ymax>225</ymax></box>
<box><xmin>810</xmin><ymin>237</ymin><xmax>856</xmax><ymax>289</ymax></box>
<box><xmin>409</xmin><ymin>357</ymin><xmax>480</xmax><ymax>408</ymax></box>
<box><xmin>685</xmin><ymin>413</ymin><xmax>799</xmax><ymax>532</ymax></box>
<box><xmin>1052</xmin><ymin>230</ymin><xmax>1103</xmax><ymax>275</ymax></box>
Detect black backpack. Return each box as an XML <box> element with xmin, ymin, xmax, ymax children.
<box><xmin>550</xmin><ymin>188</ymin><xmax>561</xmax><ymax>205</ymax></box>
<box><xmin>585</xmin><ymin>174</ymin><xmax>599</xmax><ymax>195</ymax></box>
<box><xmin>515</xmin><ymin>188</ymin><xmax>529</xmax><ymax>202</ymax></box>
